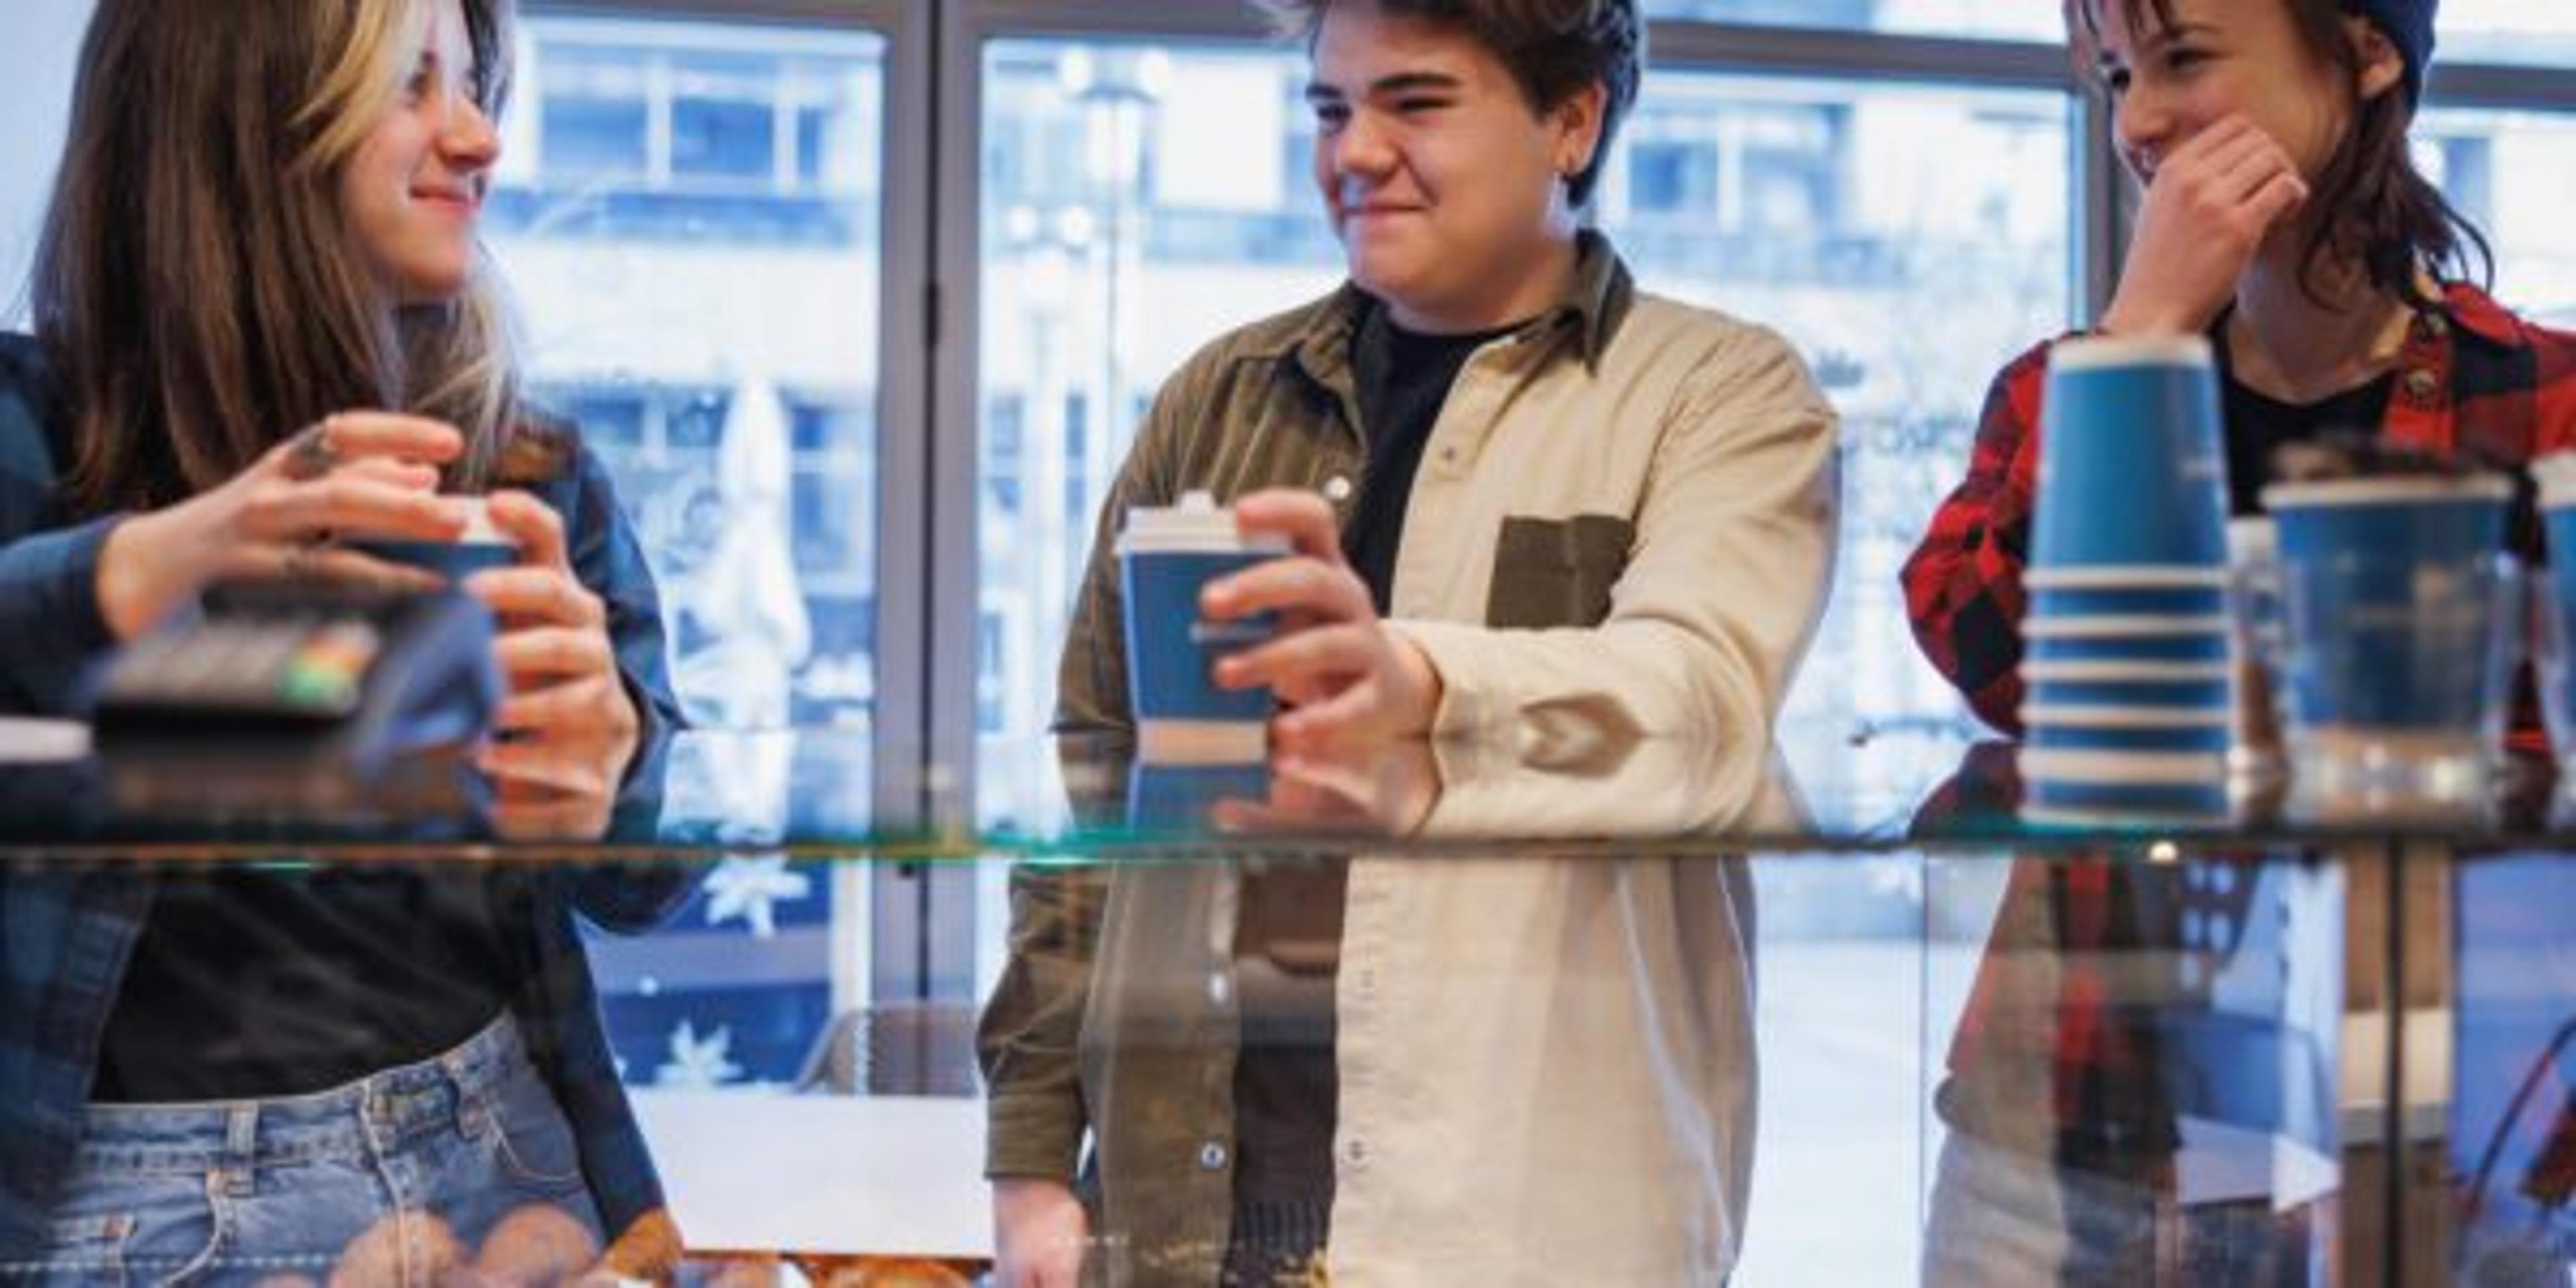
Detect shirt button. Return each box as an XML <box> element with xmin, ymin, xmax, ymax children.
<box><xmin>1199</xmin><ymin>1141</ymin><xmax>1230</xmax><ymax>1171</ymax></box>
<box><xmin>1341</xmin><ymin>1138</ymin><xmax>1370</xmax><ymax>1169</ymax></box>
<box><xmin>2403</xmin><ymin>369</ymin><xmax>2439</xmax><ymax>402</ymax></box>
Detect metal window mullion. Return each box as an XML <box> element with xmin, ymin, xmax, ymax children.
<box><xmin>861</xmin><ymin>0</ymin><xmax>945</xmax><ymax>1009</ymax></box>
<box><xmin>2079</xmin><ymin>87</ymin><xmax>2123</xmax><ymax>328</ymax></box>
<box><xmin>924</xmin><ymin>0</ymin><xmax>985</xmax><ymax>842</ymax></box>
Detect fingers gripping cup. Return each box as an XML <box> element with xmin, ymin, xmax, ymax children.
<box><xmin>1120</xmin><ymin>491</ymin><xmax>1291</xmax><ymax>763</ymax></box>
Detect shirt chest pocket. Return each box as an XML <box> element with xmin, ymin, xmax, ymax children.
<box><xmin>1485</xmin><ymin>514</ymin><xmax>1636</xmax><ymax>630</ymax></box>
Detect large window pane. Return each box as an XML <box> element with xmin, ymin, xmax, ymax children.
<box><xmin>1642</xmin><ymin>0</ymin><xmax>2061</xmax><ymax>42</ymax></box>
<box><xmin>1642</xmin><ymin>1</ymin><xmax>2576</xmax><ymax>62</ymax></box>
<box><xmin>488</xmin><ymin>17</ymin><xmax>883</xmax><ymax>734</ymax></box>
<box><xmin>975</xmin><ymin>39</ymin><xmax>1341</xmax><ymax>828</ymax></box>
<box><xmin>2417</xmin><ymin>107</ymin><xmax>2576</xmax><ymax>327</ymax></box>
<box><xmin>480</xmin><ymin>15</ymin><xmax>887</xmax><ymax>1150</ymax></box>
<box><xmin>1602</xmin><ymin>75</ymin><xmax>2077</xmax><ymax>790</ymax></box>
<box><xmin>2440</xmin><ymin>1</ymin><xmax>2576</xmax><ymax>68</ymax></box>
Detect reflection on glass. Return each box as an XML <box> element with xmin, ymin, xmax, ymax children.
<box><xmin>484</xmin><ymin>18</ymin><xmax>885</xmax><ymax>735</ymax></box>
<box><xmin>1599</xmin><ymin>74</ymin><xmax>2076</xmax><ymax>788</ymax></box>
<box><xmin>2451</xmin><ymin>855</ymin><xmax>2576</xmax><ymax>1279</ymax></box>
<box><xmin>2416</xmin><ymin>107</ymin><xmax>2576</xmax><ymax>329</ymax></box>
<box><xmin>981</xmin><ymin>733</ymin><xmax>1786</xmax><ymax>1283</ymax></box>
<box><xmin>1919</xmin><ymin>855</ymin><xmax>2345</xmax><ymax>1284</ymax></box>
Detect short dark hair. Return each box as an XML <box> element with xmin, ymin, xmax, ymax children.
<box><xmin>1263</xmin><ymin>0</ymin><xmax>1643</xmax><ymax>207</ymax></box>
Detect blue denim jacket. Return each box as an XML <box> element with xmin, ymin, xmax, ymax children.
<box><xmin>0</xmin><ymin>333</ymin><xmax>691</xmax><ymax>1256</ymax></box>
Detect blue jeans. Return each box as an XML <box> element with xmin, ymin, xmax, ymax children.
<box><xmin>14</xmin><ymin>1013</ymin><xmax>604</xmax><ymax>1287</ymax></box>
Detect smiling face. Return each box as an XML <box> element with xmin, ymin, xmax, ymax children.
<box><xmin>1305</xmin><ymin>1</ymin><xmax>1602</xmax><ymax>333</ymax></box>
<box><xmin>2089</xmin><ymin>0</ymin><xmax>2398</xmax><ymax>192</ymax></box>
<box><xmin>339</xmin><ymin>0</ymin><xmax>500</xmax><ymax>305</ymax></box>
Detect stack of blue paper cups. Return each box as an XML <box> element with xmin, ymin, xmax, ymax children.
<box><xmin>2019</xmin><ymin>335</ymin><xmax>2237</xmax><ymax>825</ymax></box>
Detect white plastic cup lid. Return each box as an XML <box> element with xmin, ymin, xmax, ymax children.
<box><xmin>2026</xmin><ymin>566</ymin><xmax>2231</xmax><ymax>590</ymax></box>
<box><xmin>450</xmin><ymin>495</ymin><xmax>511</xmax><ymax>546</ymax></box>
<box><xmin>2020</xmin><ymin>703</ymin><xmax>2234</xmax><ymax>729</ymax></box>
<box><xmin>2261</xmin><ymin>473</ymin><xmax>2513</xmax><ymax>508</ymax></box>
<box><xmin>2019</xmin><ymin>747</ymin><xmax>2231</xmax><ymax>783</ymax></box>
<box><xmin>2047</xmin><ymin>333</ymin><xmax>2215</xmax><ymax>373</ymax></box>
<box><xmin>2226</xmin><ymin>517</ymin><xmax>2277</xmax><ymax>562</ymax></box>
<box><xmin>2022</xmin><ymin>614</ymin><xmax>2233</xmax><ymax>639</ymax></box>
<box><xmin>2536</xmin><ymin>451</ymin><xmax>2576</xmax><ymax>510</ymax></box>
<box><xmin>1118</xmin><ymin>490</ymin><xmax>1292</xmax><ymax>555</ymax></box>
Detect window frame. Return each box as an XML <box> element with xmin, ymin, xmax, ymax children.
<box><xmin>523</xmin><ymin>0</ymin><xmax>2576</xmax><ymax>1011</ymax></box>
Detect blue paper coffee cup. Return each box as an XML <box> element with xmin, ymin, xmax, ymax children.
<box><xmin>2263</xmin><ymin>476</ymin><xmax>2514</xmax><ymax>734</ymax></box>
<box><xmin>2032</xmin><ymin>336</ymin><xmax>2229</xmax><ymax>570</ymax></box>
<box><xmin>1119</xmin><ymin>491</ymin><xmax>1291</xmax><ymax>759</ymax></box>
<box><xmin>2535</xmin><ymin>454</ymin><xmax>2576</xmax><ymax>760</ymax></box>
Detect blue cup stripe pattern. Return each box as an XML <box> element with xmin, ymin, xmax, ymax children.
<box><xmin>2029</xmin><ymin>632</ymin><xmax>2233</xmax><ymax>664</ymax></box>
<box><xmin>2031</xmin><ymin>587</ymin><xmax>2230</xmax><ymax>619</ymax></box>
<box><xmin>2027</xmin><ymin>678</ymin><xmax>2233</xmax><ymax>708</ymax></box>
<box><xmin>2027</xmin><ymin>778</ymin><xmax>2231</xmax><ymax>816</ymax></box>
<box><xmin>2027</xmin><ymin>722</ymin><xmax>2234</xmax><ymax>754</ymax></box>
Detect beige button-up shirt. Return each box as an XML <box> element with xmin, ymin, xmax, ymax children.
<box><xmin>985</xmin><ymin>233</ymin><xmax>1840</xmax><ymax>1283</ymax></box>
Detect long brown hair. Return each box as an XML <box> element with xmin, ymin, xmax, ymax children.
<box><xmin>2073</xmin><ymin>0</ymin><xmax>2492</xmax><ymax>313</ymax></box>
<box><xmin>33</xmin><ymin>0</ymin><xmax>524</xmax><ymax>516</ymax></box>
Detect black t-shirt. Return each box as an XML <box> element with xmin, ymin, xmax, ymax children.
<box><xmin>1342</xmin><ymin>307</ymin><xmax>1522</xmax><ymax>609</ymax></box>
<box><xmin>92</xmin><ymin>869</ymin><xmax>527</xmax><ymax>1102</ymax></box>
<box><xmin>2222</xmin><ymin>368</ymin><xmax>2396</xmax><ymax>515</ymax></box>
<box><xmin>1221</xmin><ymin>307</ymin><xmax>1532</xmax><ymax>1255</ymax></box>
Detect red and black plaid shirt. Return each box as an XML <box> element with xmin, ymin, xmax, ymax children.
<box><xmin>1902</xmin><ymin>283</ymin><xmax>2576</xmax><ymax>735</ymax></box>
<box><xmin>1914</xmin><ymin>751</ymin><xmax>2267</xmax><ymax>1180</ymax></box>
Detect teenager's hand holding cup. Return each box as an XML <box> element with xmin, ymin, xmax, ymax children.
<box><xmin>94</xmin><ymin>413</ymin><xmax>472</xmax><ymax>639</ymax></box>
<box><xmin>462</xmin><ymin>491</ymin><xmax>641</xmax><ymax>743</ymax></box>
<box><xmin>1200</xmin><ymin>488</ymin><xmax>1443</xmax><ymax>749</ymax></box>
<box><xmin>2100</xmin><ymin>115</ymin><xmax>2311</xmax><ymax>338</ymax></box>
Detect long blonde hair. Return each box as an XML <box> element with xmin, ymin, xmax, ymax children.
<box><xmin>34</xmin><ymin>0</ymin><xmax>525</xmax><ymax>514</ymax></box>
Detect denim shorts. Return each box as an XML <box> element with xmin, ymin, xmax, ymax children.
<box><xmin>15</xmin><ymin>1012</ymin><xmax>604</xmax><ymax>1287</ymax></box>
